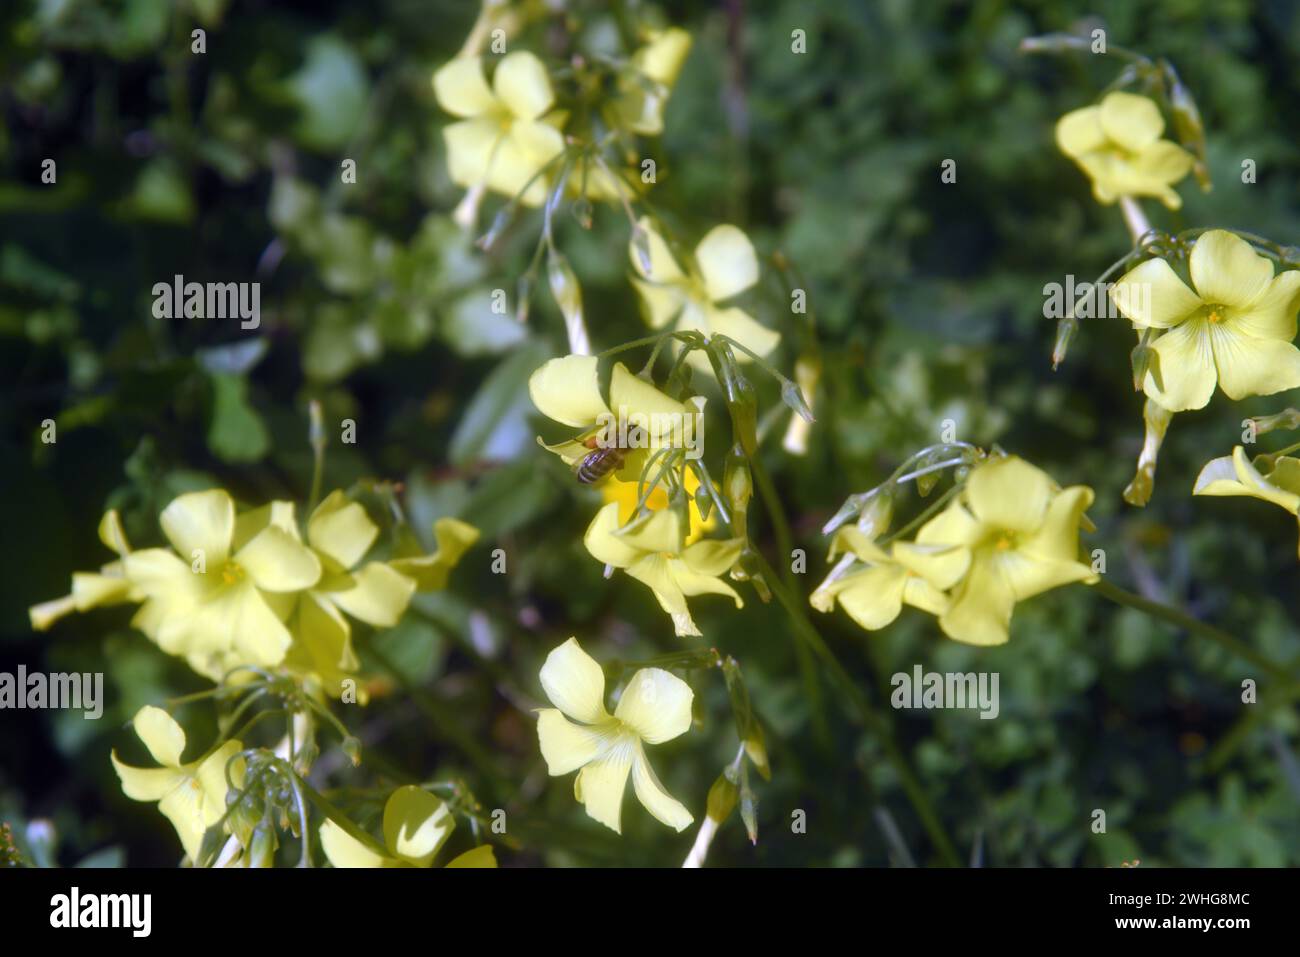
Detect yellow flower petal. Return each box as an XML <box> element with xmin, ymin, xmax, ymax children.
<box><xmin>432</xmin><ymin>57</ymin><xmax>497</xmax><ymax>118</ymax></box>
<box><xmin>490</xmin><ymin>120</ymin><xmax>564</xmax><ymax>206</ymax></box>
<box><xmin>1018</xmin><ymin>485</ymin><xmax>1095</xmax><ymax>566</ymax></box>
<box><xmin>389</xmin><ymin>517</ymin><xmax>480</xmax><ymax>591</ymax></box>
<box><xmin>444</xmin><ymin>845</ymin><xmax>498</xmax><ymax>868</ymax></box>
<box><xmin>1110</xmin><ymin>257</ymin><xmax>1203</xmax><ymax>329</ymax></box>
<box><xmin>964</xmin><ymin>456</ymin><xmax>1051</xmax><ymax>534</ymax></box>
<box><xmin>574</xmin><ymin>744</ymin><xmax>634</xmax><ymax>833</ymax></box>
<box><xmin>695</xmin><ymin>224</ymin><xmax>759</xmax><ymax>302</ymax></box>
<box><xmin>540</xmin><ymin>637</ymin><xmax>609</xmax><ymax>725</ymax></box>
<box><xmin>1145</xmin><ymin>318</ymin><xmax>1216</xmax><ymax>411</ymax></box>
<box><xmin>584</xmin><ymin>502</ymin><xmax>644</xmax><ymax>568</ymax></box>
<box><xmin>891</xmin><ymin>541</ymin><xmax>971</xmax><ymax>590</ymax></box>
<box><xmin>443</xmin><ymin>117</ymin><xmax>503</xmax><ymax>190</ymax></box>
<box><xmin>630</xmin><ymin>218</ymin><xmax>686</xmax><ymax>284</ymax></box>
<box><xmin>607</xmin><ymin>362</ymin><xmax>692</xmax><ymax>443</ymax></box>
<box><xmin>1098</xmin><ymin>92</ymin><xmax>1164</xmax><ymax>152</ymax></box>
<box><xmin>631</xmin><ymin>275</ymin><xmax>687</xmax><ymax>329</ymax></box>
<box><xmin>528</xmin><ymin>354</ymin><xmax>607</xmax><ymax>427</ymax></box>
<box><xmin>1232</xmin><ymin>270</ymin><xmax>1300</xmax><ymax>341</ymax></box>
<box><xmin>1054</xmin><ymin>105</ymin><xmax>1105</xmax><ymax>158</ymax></box>
<box><xmin>939</xmin><ymin>555</ymin><xmax>1016</xmax><ymax>646</ymax></box>
<box><xmin>492</xmin><ymin>51</ymin><xmax>554</xmax><ymax>121</ymax></box>
<box><xmin>630</xmin><ymin>744</ymin><xmax>692</xmax><ymax>831</ymax></box>
<box><xmin>703</xmin><ymin>305</ymin><xmax>780</xmax><ymax>360</ymax></box>
<box><xmin>613</xmin><ymin>667</ymin><xmax>693</xmax><ymax>744</ymax></box>
<box><xmin>133</xmin><ymin>705</ymin><xmax>186</xmax><ymax>768</ymax></box>
<box><xmin>1189</xmin><ymin>230</ymin><xmax>1274</xmax><ymax>309</ymax></box>
<box><xmin>1133</xmin><ymin>140</ymin><xmax>1194</xmax><ymax>185</ymax></box>
<box><xmin>383</xmin><ymin>786</ymin><xmax>454</xmax><ymax>866</ymax></box>
<box><xmin>99</xmin><ymin>509</ymin><xmax>131</xmax><ymax>555</ymax></box>
<box><xmin>327</xmin><ymin>561</ymin><xmax>415</xmax><ymax>627</ymax></box>
<box><xmin>617</xmin><ymin>507</ymin><xmax>684</xmax><ymax>555</ymax></box>
<box><xmin>160</xmin><ymin>489</ymin><xmax>234</xmax><ymax>568</ymax></box>
<box><xmin>308</xmin><ymin>492</ymin><xmax>379</xmax><ymax>571</ymax></box>
<box><xmin>635</xmin><ymin>28</ymin><xmax>692</xmax><ymax>85</ymax></box>
<box><xmin>670</xmin><ymin>554</ymin><xmax>743</xmax><ymax>606</ymax></box>
<box><xmin>111</xmin><ymin>754</ymin><xmax>183</xmax><ymax>802</ymax></box>
<box><xmin>538</xmin><ymin>708</ymin><xmax>612</xmax><ymax>774</ymax></box>
<box><xmin>626</xmin><ymin>553</ymin><xmax>689</xmax><ymax>616</ymax></box>
<box><xmin>1210</xmin><ymin>323</ymin><xmax>1300</xmax><ymax>400</ymax></box>
<box><xmin>320</xmin><ymin>819</ymin><xmax>393</xmax><ymax>868</ymax></box>
<box><xmin>235</xmin><ymin>526</ymin><xmax>322</xmax><ymax>592</ymax></box>
<box><xmin>830</xmin><ymin>564</ymin><xmax>908</xmax><ymax>630</ymax></box>
<box><xmin>680</xmin><ymin>537</ymin><xmax>742</xmax><ymax>577</ymax></box>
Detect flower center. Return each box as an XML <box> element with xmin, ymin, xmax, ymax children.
<box><xmin>220</xmin><ymin>561</ymin><xmax>246</xmax><ymax>586</ymax></box>
<box><xmin>1206</xmin><ymin>305</ymin><xmax>1226</xmax><ymax>324</ymax></box>
<box><xmin>993</xmin><ymin>532</ymin><xmax>1016</xmax><ymax>551</ymax></box>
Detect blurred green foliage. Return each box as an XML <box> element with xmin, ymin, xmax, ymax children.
<box><xmin>2</xmin><ymin>0</ymin><xmax>1299</xmax><ymax>867</ymax></box>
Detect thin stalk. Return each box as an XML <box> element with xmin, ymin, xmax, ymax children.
<box><xmin>750</xmin><ymin>549</ymin><xmax>961</xmax><ymax>866</ymax></box>
<box><xmin>1092</xmin><ymin>578</ymin><xmax>1299</xmax><ymax>685</ymax></box>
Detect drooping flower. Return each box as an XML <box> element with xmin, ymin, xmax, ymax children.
<box><xmin>30</xmin><ymin>510</ymin><xmax>138</xmax><ymax>631</ymax></box>
<box><xmin>1194</xmin><ymin>445</ymin><xmax>1300</xmax><ymax>557</ymax></box>
<box><xmin>810</xmin><ymin>526</ymin><xmax>948</xmax><ymax>630</ymax></box>
<box><xmin>1055</xmin><ymin>91</ymin><xmax>1194</xmax><ymax>209</ymax></box>
<box><xmin>891</xmin><ymin>456</ymin><xmax>1097</xmax><ymax>645</ymax></box>
<box><xmin>629</xmin><ymin>218</ymin><xmax>779</xmax><ymax>369</ymax></box>
<box><xmin>432</xmin><ymin>52</ymin><xmax>566</xmax><ymax>207</ymax></box>
<box><xmin>528</xmin><ymin>353</ymin><xmax>700</xmax><ymax>482</ymax></box>
<box><xmin>535</xmin><ymin>637</ymin><xmax>694</xmax><ymax>833</ymax></box>
<box><xmin>111</xmin><ymin>706</ymin><xmax>244</xmax><ymax>862</ymax></box>
<box><xmin>1110</xmin><ymin>230</ymin><xmax>1300</xmax><ymax>411</ymax></box>
<box><xmin>584</xmin><ymin>502</ymin><xmax>742</xmax><ymax>637</ymax></box>
<box><xmin>616</xmin><ymin>27</ymin><xmax>693</xmax><ymax>136</ymax></box>
<box><xmin>320</xmin><ymin>785</ymin><xmax>496</xmax><ymax>868</ymax></box>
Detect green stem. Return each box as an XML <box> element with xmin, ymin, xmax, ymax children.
<box><xmin>1092</xmin><ymin>578</ymin><xmax>1299</xmax><ymax>685</ymax></box>
<box><xmin>748</xmin><ymin>453</ymin><xmax>828</xmax><ymax>747</ymax></box>
<box><xmin>750</xmin><ymin>549</ymin><xmax>961</xmax><ymax>866</ymax></box>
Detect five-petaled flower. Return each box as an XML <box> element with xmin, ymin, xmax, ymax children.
<box><xmin>320</xmin><ymin>785</ymin><xmax>496</xmax><ymax>868</ymax></box>
<box><xmin>1056</xmin><ymin>91</ymin><xmax>1194</xmax><ymax>209</ymax></box>
<box><xmin>433</xmin><ymin>51</ymin><xmax>566</xmax><ymax>207</ymax></box>
<box><xmin>528</xmin><ymin>353</ymin><xmax>700</xmax><ymax>481</ymax></box>
<box><xmin>1194</xmin><ymin>445</ymin><xmax>1300</xmax><ymax>558</ymax></box>
<box><xmin>629</xmin><ymin>218</ymin><xmax>779</xmax><ymax>370</ymax></box>
<box><xmin>888</xmin><ymin>456</ymin><xmax>1097</xmax><ymax>645</ymax></box>
<box><xmin>536</xmin><ymin>638</ymin><xmax>694</xmax><ymax>833</ymax></box>
<box><xmin>111</xmin><ymin>705</ymin><xmax>244</xmax><ymax>862</ymax></box>
<box><xmin>1110</xmin><ymin>230</ymin><xmax>1300</xmax><ymax>412</ymax></box>
<box><xmin>584</xmin><ymin>502</ymin><xmax>742</xmax><ymax>637</ymax></box>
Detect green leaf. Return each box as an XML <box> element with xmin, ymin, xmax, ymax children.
<box><xmin>206</xmin><ymin>372</ymin><xmax>270</xmax><ymax>463</ymax></box>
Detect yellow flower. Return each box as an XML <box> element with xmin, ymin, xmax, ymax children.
<box><xmin>616</xmin><ymin>27</ymin><xmax>693</xmax><ymax>136</ymax></box>
<box><xmin>810</xmin><ymin>526</ymin><xmax>948</xmax><ymax>630</ymax></box>
<box><xmin>30</xmin><ymin>510</ymin><xmax>137</xmax><ymax>631</ymax></box>
<box><xmin>584</xmin><ymin>502</ymin><xmax>742</xmax><ymax>637</ymax></box>
<box><xmin>601</xmin><ymin>466</ymin><xmax>716</xmax><ymax>546</ymax></box>
<box><xmin>536</xmin><ymin>637</ymin><xmax>694</xmax><ymax>833</ymax></box>
<box><xmin>892</xmin><ymin>456</ymin><xmax>1096</xmax><ymax>645</ymax></box>
<box><xmin>432</xmin><ymin>52</ymin><xmax>566</xmax><ymax>207</ymax></box>
<box><xmin>264</xmin><ymin>492</ymin><xmax>476</xmax><ymax>698</ymax></box>
<box><xmin>111</xmin><ymin>706</ymin><xmax>244</xmax><ymax>862</ymax></box>
<box><xmin>528</xmin><ymin>353</ymin><xmax>700</xmax><ymax>481</ymax></box>
<box><xmin>320</xmin><ymin>785</ymin><xmax>496</xmax><ymax>868</ymax></box>
<box><xmin>1110</xmin><ymin>230</ymin><xmax>1300</xmax><ymax>412</ymax></box>
<box><xmin>1055</xmin><ymin>91</ymin><xmax>1193</xmax><ymax>209</ymax></box>
<box><xmin>1194</xmin><ymin>445</ymin><xmax>1300</xmax><ymax>557</ymax></box>
<box><xmin>120</xmin><ymin>490</ymin><xmax>322</xmax><ymax>681</ymax></box>
<box><xmin>629</xmin><ymin>218</ymin><xmax>779</xmax><ymax>370</ymax></box>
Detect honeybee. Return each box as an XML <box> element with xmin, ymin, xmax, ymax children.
<box><xmin>575</xmin><ymin>433</ymin><xmax>626</xmax><ymax>485</ymax></box>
